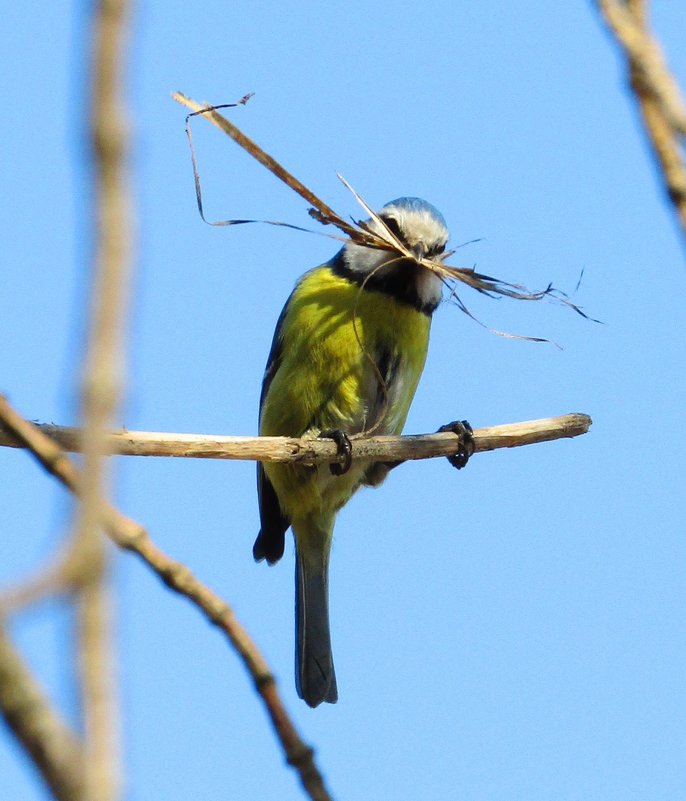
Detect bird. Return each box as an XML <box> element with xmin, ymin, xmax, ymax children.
<box><xmin>253</xmin><ymin>196</ymin><xmax>473</xmax><ymax>707</ymax></box>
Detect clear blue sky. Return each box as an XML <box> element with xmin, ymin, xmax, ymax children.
<box><xmin>2</xmin><ymin>2</ymin><xmax>686</xmax><ymax>800</ymax></box>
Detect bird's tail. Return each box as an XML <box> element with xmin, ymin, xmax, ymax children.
<box><xmin>295</xmin><ymin>530</ymin><xmax>338</xmax><ymax>707</ymax></box>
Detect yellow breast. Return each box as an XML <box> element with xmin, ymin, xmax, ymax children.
<box><xmin>260</xmin><ymin>264</ymin><xmax>431</xmax><ymax>438</ymax></box>
<box><xmin>260</xmin><ymin>263</ymin><xmax>433</xmax><ymax>521</ymax></box>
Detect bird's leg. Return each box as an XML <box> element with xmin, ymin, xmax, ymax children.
<box><xmin>437</xmin><ymin>420</ymin><xmax>475</xmax><ymax>469</ymax></box>
<box><xmin>319</xmin><ymin>429</ymin><xmax>353</xmax><ymax>475</ymax></box>
<box><xmin>361</xmin><ymin>460</ymin><xmax>401</xmax><ymax>487</ymax></box>
<box><xmin>364</xmin><ymin>420</ymin><xmax>474</xmax><ymax>486</ymax></box>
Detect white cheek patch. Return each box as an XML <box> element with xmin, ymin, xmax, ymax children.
<box><xmin>342</xmin><ymin>242</ymin><xmax>392</xmax><ymax>274</ymax></box>
<box><xmin>415</xmin><ymin>268</ymin><xmax>443</xmax><ymax>307</ymax></box>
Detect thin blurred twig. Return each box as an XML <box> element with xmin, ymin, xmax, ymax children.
<box><xmin>0</xmin><ymin>548</ymin><xmax>80</xmax><ymax>614</ymax></box>
<box><xmin>0</xmin><ymin>624</ymin><xmax>85</xmax><ymax>801</ymax></box>
<box><xmin>596</xmin><ymin>0</ymin><xmax>686</xmax><ymax>242</ymax></box>
<box><xmin>71</xmin><ymin>0</ymin><xmax>134</xmax><ymax>797</ymax></box>
<box><xmin>0</xmin><ymin>412</ymin><xmax>593</xmax><ymax>465</ymax></box>
<box><xmin>0</xmin><ymin>396</ymin><xmax>334</xmax><ymax>801</ymax></box>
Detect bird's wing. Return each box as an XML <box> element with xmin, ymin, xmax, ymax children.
<box><xmin>254</xmin><ymin>296</ymin><xmax>292</xmax><ymax>564</ymax></box>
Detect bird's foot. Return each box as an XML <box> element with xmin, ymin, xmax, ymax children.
<box><xmin>437</xmin><ymin>420</ymin><xmax>475</xmax><ymax>470</ymax></box>
<box><xmin>319</xmin><ymin>429</ymin><xmax>353</xmax><ymax>475</ymax></box>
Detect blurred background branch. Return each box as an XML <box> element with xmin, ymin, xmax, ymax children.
<box><xmin>69</xmin><ymin>0</ymin><xmax>135</xmax><ymax>797</ymax></box>
<box><xmin>596</xmin><ymin>0</ymin><xmax>686</xmax><ymax>243</ymax></box>
<box><xmin>0</xmin><ymin>0</ymin><xmax>134</xmax><ymax>798</ymax></box>
<box><xmin>0</xmin><ymin>396</ymin><xmax>334</xmax><ymax>801</ymax></box>
<box><xmin>0</xmin><ymin>624</ymin><xmax>84</xmax><ymax>801</ymax></box>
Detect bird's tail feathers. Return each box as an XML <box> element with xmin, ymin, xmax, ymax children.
<box><xmin>295</xmin><ymin>542</ymin><xmax>338</xmax><ymax>707</ymax></box>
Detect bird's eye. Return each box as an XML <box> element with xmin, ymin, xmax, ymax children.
<box><xmin>381</xmin><ymin>216</ymin><xmax>402</xmax><ymax>240</ymax></box>
<box><xmin>428</xmin><ymin>242</ymin><xmax>446</xmax><ymax>257</ymax></box>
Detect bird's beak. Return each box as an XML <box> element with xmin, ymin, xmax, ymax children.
<box><xmin>411</xmin><ymin>242</ymin><xmax>426</xmax><ymax>262</ymax></box>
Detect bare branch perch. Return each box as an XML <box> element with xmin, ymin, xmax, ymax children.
<box><xmin>596</xmin><ymin>0</ymin><xmax>686</xmax><ymax>242</ymax></box>
<box><xmin>0</xmin><ymin>395</ymin><xmax>333</xmax><ymax>801</ymax></box>
<box><xmin>0</xmin><ymin>624</ymin><xmax>85</xmax><ymax>801</ymax></box>
<box><xmin>0</xmin><ymin>412</ymin><xmax>592</xmax><ymax>467</ymax></box>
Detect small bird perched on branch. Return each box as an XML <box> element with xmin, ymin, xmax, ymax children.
<box><xmin>254</xmin><ymin>197</ymin><xmax>473</xmax><ymax>707</ymax></box>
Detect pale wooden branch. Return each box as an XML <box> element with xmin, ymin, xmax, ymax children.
<box><xmin>0</xmin><ymin>412</ymin><xmax>593</xmax><ymax>466</ymax></box>
<box><xmin>0</xmin><ymin>624</ymin><xmax>85</xmax><ymax>801</ymax></box>
<box><xmin>0</xmin><ymin>395</ymin><xmax>334</xmax><ymax>801</ymax></box>
<box><xmin>596</xmin><ymin>0</ymin><xmax>686</xmax><ymax>241</ymax></box>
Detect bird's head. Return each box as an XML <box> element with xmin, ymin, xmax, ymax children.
<box><xmin>374</xmin><ymin>197</ymin><xmax>449</xmax><ymax>260</ymax></box>
<box><xmin>341</xmin><ymin>197</ymin><xmax>449</xmax><ymax>312</ymax></box>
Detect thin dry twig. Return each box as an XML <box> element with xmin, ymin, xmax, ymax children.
<box><xmin>597</xmin><ymin>0</ymin><xmax>686</xmax><ymax>241</ymax></box>
<box><xmin>0</xmin><ymin>412</ymin><xmax>593</xmax><ymax>465</ymax></box>
<box><xmin>0</xmin><ymin>396</ymin><xmax>334</xmax><ymax>801</ymax></box>
<box><xmin>0</xmin><ymin>624</ymin><xmax>85</xmax><ymax>801</ymax></box>
<box><xmin>172</xmin><ymin>92</ymin><xmax>594</xmax><ymax>325</ymax></box>
<box><xmin>175</xmin><ymin>92</ymin><xmax>367</xmax><ymax>243</ymax></box>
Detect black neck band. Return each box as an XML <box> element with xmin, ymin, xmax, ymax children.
<box><xmin>330</xmin><ymin>251</ymin><xmax>439</xmax><ymax>316</ymax></box>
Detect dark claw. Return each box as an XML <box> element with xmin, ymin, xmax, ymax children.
<box><xmin>320</xmin><ymin>429</ymin><xmax>353</xmax><ymax>475</ymax></box>
<box><xmin>437</xmin><ymin>419</ymin><xmax>474</xmax><ymax>470</ymax></box>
